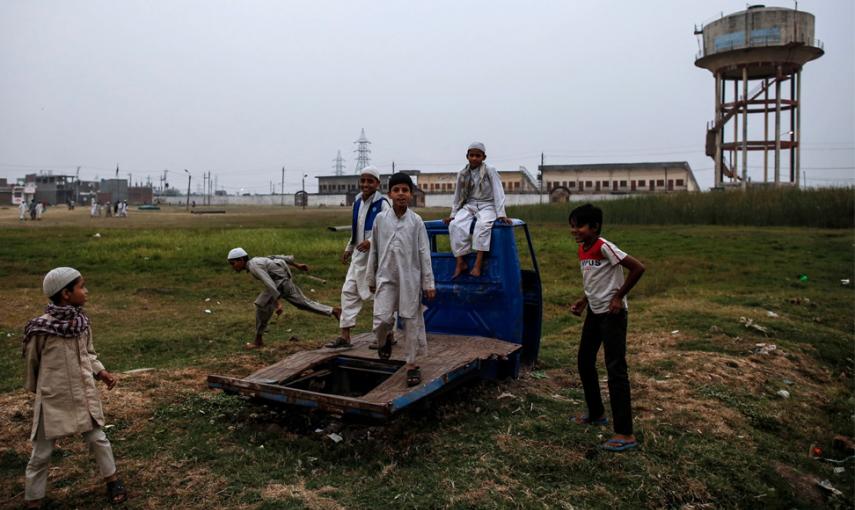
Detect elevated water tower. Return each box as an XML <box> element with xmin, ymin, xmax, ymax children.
<box><xmin>694</xmin><ymin>5</ymin><xmax>823</xmax><ymax>188</ymax></box>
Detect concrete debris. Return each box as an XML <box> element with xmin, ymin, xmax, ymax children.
<box><xmin>817</xmin><ymin>479</ymin><xmax>843</xmax><ymax>497</ymax></box>
<box><xmin>753</xmin><ymin>343</ymin><xmax>777</xmax><ymax>355</ymax></box>
<box><xmin>766</xmin><ymin>310</ymin><xmax>779</xmax><ymax>318</ymax></box>
<box><xmin>739</xmin><ymin>316</ymin><xmax>768</xmax><ymax>334</ymax></box>
<box><xmin>776</xmin><ymin>389</ymin><xmax>791</xmax><ymax>399</ymax></box>
<box><xmin>327</xmin><ymin>433</ymin><xmax>343</xmax><ymax>443</ymax></box>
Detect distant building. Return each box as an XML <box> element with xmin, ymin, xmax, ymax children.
<box><xmin>128</xmin><ymin>186</ymin><xmax>154</xmax><ymax>204</ymax></box>
<box><xmin>99</xmin><ymin>178</ymin><xmax>128</xmax><ymax>203</ymax></box>
<box><xmin>28</xmin><ymin>172</ymin><xmax>76</xmax><ymax>205</ymax></box>
<box><xmin>539</xmin><ymin>162</ymin><xmax>700</xmax><ymax>202</ymax></box>
<box><xmin>418</xmin><ymin>169</ymin><xmax>539</xmax><ymax>195</ymax></box>
<box><xmin>316</xmin><ymin>170</ymin><xmax>424</xmax><ymax>206</ymax></box>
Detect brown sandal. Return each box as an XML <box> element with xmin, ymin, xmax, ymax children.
<box><xmin>406</xmin><ymin>367</ymin><xmax>422</xmax><ymax>387</ymax></box>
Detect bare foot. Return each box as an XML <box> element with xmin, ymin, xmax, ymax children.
<box><xmin>469</xmin><ymin>266</ymin><xmax>482</xmax><ymax>277</ymax></box>
<box><xmin>331</xmin><ymin>307</ymin><xmax>342</xmax><ymax>320</ymax></box>
<box><xmin>452</xmin><ymin>259</ymin><xmax>468</xmax><ymax>279</ymax></box>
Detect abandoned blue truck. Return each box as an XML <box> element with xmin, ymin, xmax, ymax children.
<box><xmin>207</xmin><ymin>219</ymin><xmax>542</xmax><ymax>419</ymax></box>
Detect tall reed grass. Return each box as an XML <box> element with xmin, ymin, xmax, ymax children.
<box><xmin>508</xmin><ymin>187</ymin><xmax>854</xmax><ymax>228</ymax></box>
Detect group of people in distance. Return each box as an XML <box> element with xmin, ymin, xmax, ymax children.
<box><xmin>20</xmin><ymin>141</ymin><xmax>645</xmax><ymax>507</ymax></box>
<box><xmin>90</xmin><ymin>199</ymin><xmax>129</xmax><ymax>218</ymax></box>
<box><xmin>17</xmin><ymin>200</ymin><xmax>45</xmax><ymax>221</ymax></box>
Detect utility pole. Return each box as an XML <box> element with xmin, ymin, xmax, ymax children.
<box><xmin>302</xmin><ymin>173</ymin><xmax>307</xmax><ymax>209</ymax></box>
<box><xmin>281</xmin><ymin>166</ymin><xmax>285</xmax><ymax>206</ymax></box>
<box><xmin>539</xmin><ymin>152</ymin><xmax>545</xmax><ymax>204</ymax></box>
<box><xmin>75</xmin><ymin>166</ymin><xmax>80</xmax><ymax>204</ymax></box>
<box><xmin>332</xmin><ymin>150</ymin><xmax>345</xmax><ymax>176</ymax></box>
<box><xmin>184</xmin><ymin>169</ymin><xmax>191</xmax><ymax>211</ymax></box>
<box><xmin>353</xmin><ymin>128</ymin><xmax>372</xmax><ymax>174</ymax></box>
<box><xmin>392</xmin><ymin>161</ymin><xmax>396</xmax><ymax>172</ymax></box>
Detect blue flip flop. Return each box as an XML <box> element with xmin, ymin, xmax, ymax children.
<box><xmin>572</xmin><ymin>414</ymin><xmax>609</xmax><ymax>426</ymax></box>
<box><xmin>600</xmin><ymin>438</ymin><xmax>638</xmax><ymax>452</ymax></box>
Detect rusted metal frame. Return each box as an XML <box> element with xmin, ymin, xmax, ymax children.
<box><xmin>789</xmin><ymin>70</ymin><xmax>796</xmax><ymax>183</ymax></box>
<box><xmin>796</xmin><ymin>70</ymin><xmax>802</xmax><ymax>187</ymax></box>
<box><xmin>715</xmin><ymin>72</ymin><xmax>723</xmax><ymax>187</ymax></box>
<box><xmin>742</xmin><ymin>66</ymin><xmax>749</xmax><ymax>189</ymax></box>
<box><xmin>775</xmin><ymin>65</ymin><xmax>782</xmax><ymax>185</ymax></box>
<box><xmin>764</xmin><ymin>78</ymin><xmax>769</xmax><ymax>182</ymax></box>
<box><xmin>721</xmin><ymin>140</ymin><xmax>797</xmax><ymax>150</ymax></box>
<box><xmin>207</xmin><ymin>374</ymin><xmax>392</xmax><ymax>417</ymax></box>
<box><xmin>732</xmin><ymin>78</ymin><xmax>739</xmax><ymax>181</ymax></box>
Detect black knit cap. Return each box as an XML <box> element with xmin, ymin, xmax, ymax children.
<box><xmin>388</xmin><ymin>172</ymin><xmax>414</xmax><ymax>192</ymax></box>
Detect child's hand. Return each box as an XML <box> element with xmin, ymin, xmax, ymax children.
<box><xmin>98</xmin><ymin>370</ymin><xmax>117</xmax><ymax>390</ymax></box>
<box><xmin>570</xmin><ymin>299</ymin><xmax>586</xmax><ymax>316</ymax></box>
<box><xmin>442</xmin><ymin>216</ymin><xmax>453</xmax><ymax>225</ymax></box>
<box><xmin>498</xmin><ymin>216</ymin><xmax>513</xmax><ymax>224</ymax></box>
<box><xmin>424</xmin><ymin>289</ymin><xmax>436</xmax><ymax>300</ymax></box>
<box><xmin>356</xmin><ymin>240</ymin><xmax>371</xmax><ymax>252</ymax></box>
<box><xmin>608</xmin><ymin>297</ymin><xmax>623</xmax><ymax>314</ymax></box>
<box><xmin>341</xmin><ymin>251</ymin><xmax>352</xmax><ymax>265</ymax></box>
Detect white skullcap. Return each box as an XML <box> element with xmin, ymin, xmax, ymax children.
<box><xmin>227</xmin><ymin>247</ymin><xmax>248</xmax><ymax>260</ymax></box>
<box><xmin>43</xmin><ymin>267</ymin><xmax>81</xmax><ymax>297</ymax></box>
<box><xmin>360</xmin><ymin>165</ymin><xmax>381</xmax><ymax>181</ymax></box>
<box><xmin>468</xmin><ymin>142</ymin><xmax>486</xmax><ymax>154</ymax></box>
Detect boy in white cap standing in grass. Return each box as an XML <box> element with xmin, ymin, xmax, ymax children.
<box><xmin>326</xmin><ymin>165</ymin><xmax>389</xmax><ymax>349</ymax></box>
<box><xmin>22</xmin><ymin>267</ymin><xmax>127</xmax><ymax>508</ymax></box>
<box><xmin>228</xmin><ymin>248</ymin><xmax>341</xmax><ymax>349</ymax></box>
<box><xmin>444</xmin><ymin>142</ymin><xmax>511</xmax><ymax>278</ymax></box>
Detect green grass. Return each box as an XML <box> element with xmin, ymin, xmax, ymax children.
<box><xmin>0</xmin><ymin>204</ymin><xmax>852</xmax><ymax>509</ymax></box>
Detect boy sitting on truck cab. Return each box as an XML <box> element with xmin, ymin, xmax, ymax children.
<box><xmin>443</xmin><ymin>142</ymin><xmax>512</xmax><ymax>278</ymax></box>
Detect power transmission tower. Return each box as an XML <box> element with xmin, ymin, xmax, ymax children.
<box><xmin>333</xmin><ymin>150</ymin><xmax>346</xmax><ymax>176</ymax></box>
<box><xmin>353</xmin><ymin>128</ymin><xmax>372</xmax><ymax>174</ymax></box>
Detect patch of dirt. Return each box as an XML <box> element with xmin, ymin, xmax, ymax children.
<box><xmin>262</xmin><ymin>481</ymin><xmax>343</xmax><ymax>510</ymax></box>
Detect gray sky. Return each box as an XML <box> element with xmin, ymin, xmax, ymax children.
<box><xmin>1</xmin><ymin>1</ymin><xmax>852</xmax><ymax>194</ymax></box>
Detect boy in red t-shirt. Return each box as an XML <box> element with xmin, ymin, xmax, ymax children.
<box><xmin>568</xmin><ymin>204</ymin><xmax>645</xmax><ymax>452</ymax></box>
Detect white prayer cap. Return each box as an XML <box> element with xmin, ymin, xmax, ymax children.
<box><xmin>360</xmin><ymin>165</ymin><xmax>381</xmax><ymax>181</ymax></box>
<box><xmin>467</xmin><ymin>142</ymin><xmax>486</xmax><ymax>154</ymax></box>
<box><xmin>227</xmin><ymin>247</ymin><xmax>248</xmax><ymax>260</ymax></box>
<box><xmin>43</xmin><ymin>267</ymin><xmax>81</xmax><ymax>297</ymax></box>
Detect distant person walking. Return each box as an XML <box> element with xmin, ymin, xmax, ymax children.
<box><xmin>90</xmin><ymin>199</ymin><xmax>98</xmax><ymax>218</ymax></box>
<box><xmin>19</xmin><ymin>200</ymin><xmax>28</xmax><ymax>221</ymax></box>
<box><xmin>34</xmin><ymin>202</ymin><xmax>43</xmax><ymax>220</ymax></box>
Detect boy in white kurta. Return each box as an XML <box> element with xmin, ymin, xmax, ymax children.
<box><xmin>19</xmin><ymin>200</ymin><xmax>28</xmax><ymax>220</ymax></box>
<box><xmin>228</xmin><ymin>248</ymin><xmax>341</xmax><ymax>349</ymax></box>
<box><xmin>22</xmin><ymin>267</ymin><xmax>127</xmax><ymax>507</ymax></box>
<box><xmin>367</xmin><ymin>172</ymin><xmax>436</xmax><ymax>386</ymax></box>
<box><xmin>326</xmin><ymin>166</ymin><xmax>389</xmax><ymax>349</ymax></box>
<box><xmin>444</xmin><ymin>142</ymin><xmax>511</xmax><ymax>278</ymax></box>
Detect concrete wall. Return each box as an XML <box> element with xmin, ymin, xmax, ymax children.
<box><xmin>156</xmin><ymin>194</ymin><xmax>351</xmax><ymax>208</ymax></box>
<box><xmin>702</xmin><ymin>7</ymin><xmax>816</xmax><ymax>56</ymax></box>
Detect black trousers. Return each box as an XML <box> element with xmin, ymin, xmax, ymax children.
<box><xmin>578</xmin><ymin>307</ymin><xmax>633</xmax><ymax>435</ymax></box>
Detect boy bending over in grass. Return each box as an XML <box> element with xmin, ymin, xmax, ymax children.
<box><xmin>228</xmin><ymin>248</ymin><xmax>341</xmax><ymax>349</ymax></box>
<box><xmin>23</xmin><ymin>267</ymin><xmax>127</xmax><ymax>508</ymax></box>
<box><xmin>368</xmin><ymin>172</ymin><xmax>436</xmax><ymax>386</ymax></box>
<box><xmin>568</xmin><ymin>204</ymin><xmax>645</xmax><ymax>452</ymax></box>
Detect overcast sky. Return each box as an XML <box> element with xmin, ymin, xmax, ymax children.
<box><xmin>1</xmin><ymin>1</ymin><xmax>852</xmax><ymax>194</ymax></box>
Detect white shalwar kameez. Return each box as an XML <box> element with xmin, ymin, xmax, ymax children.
<box><xmin>19</xmin><ymin>201</ymin><xmax>27</xmax><ymax>220</ymax></box>
<box><xmin>340</xmin><ymin>191</ymin><xmax>388</xmax><ymax>329</ymax></box>
<box><xmin>34</xmin><ymin>202</ymin><xmax>43</xmax><ymax>220</ymax></box>
<box><xmin>448</xmin><ymin>163</ymin><xmax>507</xmax><ymax>257</ymax></box>
<box><xmin>367</xmin><ymin>208</ymin><xmax>435</xmax><ymax>364</ymax></box>
<box><xmin>90</xmin><ymin>201</ymin><xmax>98</xmax><ymax>218</ymax></box>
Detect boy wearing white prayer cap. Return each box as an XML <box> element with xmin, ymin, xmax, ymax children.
<box><xmin>228</xmin><ymin>248</ymin><xmax>342</xmax><ymax>349</ymax></box>
<box><xmin>22</xmin><ymin>267</ymin><xmax>128</xmax><ymax>507</ymax></box>
<box><xmin>443</xmin><ymin>142</ymin><xmax>511</xmax><ymax>278</ymax></box>
<box><xmin>325</xmin><ymin>166</ymin><xmax>390</xmax><ymax>349</ymax></box>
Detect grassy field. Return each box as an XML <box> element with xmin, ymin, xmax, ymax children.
<box><xmin>0</xmin><ymin>202</ymin><xmax>852</xmax><ymax>509</ymax></box>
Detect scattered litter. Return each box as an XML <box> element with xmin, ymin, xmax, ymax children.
<box><xmin>123</xmin><ymin>368</ymin><xmax>155</xmax><ymax>374</ymax></box>
<box><xmin>841</xmin><ymin>279</ymin><xmax>850</xmax><ymax>287</ymax></box>
<box><xmin>314</xmin><ymin>428</ymin><xmax>323</xmax><ymax>434</ymax></box>
<box><xmin>205</xmin><ymin>298</ymin><xmax>211</xmax><ymax>302</ymax></box>
<box><xmin>671</xmin><ymin>330</ymin><xmax>680</xmax><ymax>335</ymax></box>
<box><xmin>530</xmin><ymin>371</ymin><xmax>548</xmax><ymax>380</ymax></box>
<box><xmin>655</xmin><ymin>407</ymin><xmax>664</xmax><ymax>412</ymax></box>
<box><xmin>753</xmin><ymin>343</ymin><xmax>777</xmax><ymax>355</ymax></box>
<box><xmin>204</xmin><ymin>309</ymin><xmax>212</xmax><ymax>314</ymax></box>
<box><xmin>216</xmin><ymin>301</ymin><xmax>221</xmax><ymax>305</ymax></box>
<box><xmin>327</xmin><ymin>433</ymin><xmax>343</xmax><ymax>443</ymax></box>
<box><xmin>6</xmin><ymin>333</ymin><xmax>11</xmax><ymax>337</ymax></box>
<box><xmin>817</xmin><ymin>479</ymin><xmax>843</xmax><ymax>497</ymax></box>
<box><xmin>310</xmin><ymin>288</ymin><xmax>316</xmax><ymax>293</ymax></box>
<box><xmin>497</xmin><ymin>392</ymin><xmax>516</xmax><ymax>400</ymax></box>
<box><xmin>104</xmin><ymin>424</ymin><xmax>115</xmax><ymax>430</ymax></box>
<box><xmin>798</xmin><ymin>274</ymin><xmax>809</xmax><ymax>282</ymax></box>
<box><xmin>740</xmin><ymin>317</ymin><xmax>769</xmax><ymax>334</ymax></box>
<box><xmin>93</xmin><ymin>233</ymin><xmax>101</xmax><ymax>238</ymax></box>
<box><xmin>475</xmin><ymin>407</ymin><xmax>481</xmax><ymax>413</ymax></box>
<box><xmin>776</xmin><ymin>389</ymin><xmax>790</xmax><ymax>399</ymax></box>
<box><xmin>287</xmin><ymin>329</ymin><xmax>292</xmax><ymax>332</ymax></box>
<box><xmin>765</xmin><ymin>311</ymin><xmax>779</xmax><ymax>318</ymax></box>
<box><xmin>834</xmin><ymin>467</ymin><xmax>845</xmax><ymax>474</ymax></box>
